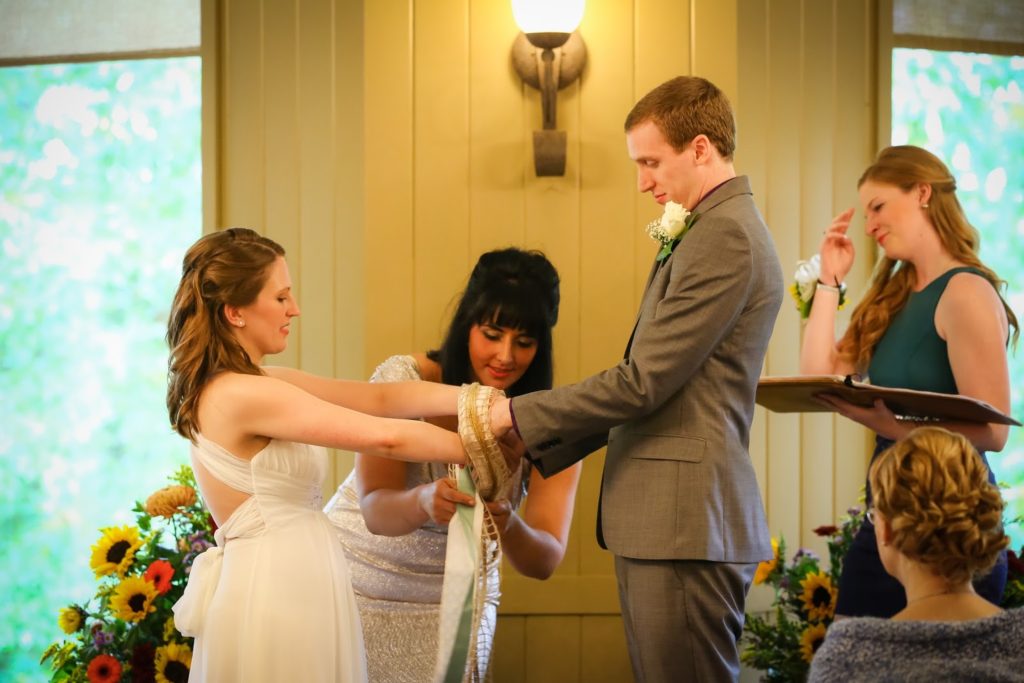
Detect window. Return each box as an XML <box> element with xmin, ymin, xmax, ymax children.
<box><xmin>0</xmin><ymin>54</ymin><xmax>201</xmax><ymax>681</ymax></box>
<box><xmin>891</xmin><ymin>48</ymin><xmax>1024</xmax><ymax>547</ymax></box>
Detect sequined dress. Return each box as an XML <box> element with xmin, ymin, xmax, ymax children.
<box><xmin>325</xmin><ymin>355</ymin><xmax>515</xmax><ymax>683</ymax></box>
<box><xmin>173</xmin><ymin>434</ymin><xmax>366</xmax><ymax>682</ymax></box>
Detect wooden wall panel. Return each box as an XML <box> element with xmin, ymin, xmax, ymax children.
<box><xmin>413</xmin><ymin>1</ymin><xmax>471</xmax><ymax>351</ymax></box>
<box><xmin>735</xmin><ymin>0</ymin><xmax>878</xmax><ymax>619</ymax></box>
<box><xmin>363</xmin><ymin>0</ymin><xmax>415</xmax><ymax>371</ymax></box>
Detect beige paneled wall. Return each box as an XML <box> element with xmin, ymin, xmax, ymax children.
<box><xmin>213</xmin><ymin>0</ymin><xmax>879</xmax><ymax>679</ymax></box>
<box><xmin>737</xmin><ymin>1</ymin><xmax>878</xmax><ymax>621</ymax></box>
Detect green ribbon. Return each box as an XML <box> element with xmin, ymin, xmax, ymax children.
<box><xmin>441</xmin><ymin>467</ymin><xmax>479</xmax><ymax>683</ymax></box>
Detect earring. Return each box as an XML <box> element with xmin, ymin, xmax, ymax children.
<box><xmin>235</xmin><ymin>320</ymin><xmax>245</xmax><ymax>328</ymax></box>
<box><xmin>921</xmin><ymin>202</ymin><xmax>929</xmax><ymax>208</ymax></box>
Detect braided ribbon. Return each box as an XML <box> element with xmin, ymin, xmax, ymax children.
<box><xmin>456</xmin><ymin>382</ymin><xmax>510</xmax><ymax>502</ymax></box>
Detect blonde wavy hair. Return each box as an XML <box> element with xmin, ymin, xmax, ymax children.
<box><xmin>166</xmin><ymin>227</ymin><xmax>285</xmax><ymax>441</ymax></box>
<box><xmin>837</xmin><ymin>145</ymin><xmax>1018</xmax><ymax>371</ymax></box>
<box><xmin>869</xmin><ymin>426</ymin><xmax>1008</xmax><ymax>585</ymax></box>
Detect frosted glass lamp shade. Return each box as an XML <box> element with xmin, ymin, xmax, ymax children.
<box><xmin>511</xmin><ymin>0</ymin><xmax>585</xmax><ymax>34</ymax></box>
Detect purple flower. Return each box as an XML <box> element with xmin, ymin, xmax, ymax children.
<box><xmin>847</xmin><ymin>506</ymin><xmax>862</xmax><ymax>516</ymax></box>
<box><xmin>93</xmin><ymin>629</ymin><xmax>114</xmax><ymax>648</ymax></box>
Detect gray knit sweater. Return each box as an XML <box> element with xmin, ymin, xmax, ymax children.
<box><xmin>808</xmin><ymin>608</ymin><xmax>1024</xmax><ymax>682</ymax></box>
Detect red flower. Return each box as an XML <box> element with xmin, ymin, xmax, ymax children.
<box><xmin>812</xmin><ymin>525</ymin><xmax>838</xmax><ymax>537</ymax></box>
<box><xmin>131</xmin><ymin>643</ymin><xmax>156</xmax><ymax>683</ymax></box>
<box><xmin>1007</xmin><ymin>549</ymin><xmax>1024</xmax><ymax>578</ymax></box>
<box><xmin>87</xmin><ymin>654</ymin><xmax>123</xmax><ymax>683</ymax></box>
<box><xmin>144</xmin><ymin>559</ymin><xmax>175</xmax><ymax>595</ymax></box>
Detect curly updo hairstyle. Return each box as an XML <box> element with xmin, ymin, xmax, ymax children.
<box><xmin>166</xmin><ymin>227</ymin><xmax>285</xmax><ymax>441</ymax></box>
<box><xmin>869</xmin><ymin>426</ymin><xmax>1009</xmax><ymax>585</ymax></box>
<box><xmin>428</xmin><ymin>247</ymin><xmax>560</xmax><ymax>397</ymax></box>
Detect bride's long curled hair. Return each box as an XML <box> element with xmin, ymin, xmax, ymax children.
<box><xmin>837</xmin><ymin>146</ymin><xmax>1018</xmax><ymax>371</ymax></box>
<box><xmin>166</xmin><ymin>227</ymin><xmax>285</xmax><ymax>441</ymax></box>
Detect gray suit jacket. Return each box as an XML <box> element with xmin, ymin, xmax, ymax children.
<box><xmin>511</xmin><ymin>176</ymin><xmax>782</xmax><ymax>562</ymax></box>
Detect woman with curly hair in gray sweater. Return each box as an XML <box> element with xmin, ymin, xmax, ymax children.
<box><xmin>809</xmin><ymin>426</ymin><xmax>1023</xmax><ymax>682</ymax></box>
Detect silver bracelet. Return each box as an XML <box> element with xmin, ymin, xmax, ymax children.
<box><xmin>816</xmin><ymin>280</ymin><xmax>843</xmax><ymax>294</ymax></box>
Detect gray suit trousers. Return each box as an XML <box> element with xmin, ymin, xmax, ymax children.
<box><xmin>614</xmin><ymin>556</ymin><xmax>757</xmax><ymax>682</ymax></box>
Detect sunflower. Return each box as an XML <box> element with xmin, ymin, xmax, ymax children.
<box><xmin>90</xmin><ymin>526</ymin><xmax>143</xmax><ymax>578</ymax></box>
<box><xmin>155</xmin><ymin>642</ymin><xmax>192</xmax><ymax>683</ymax></box>
<box><xmin>57</xmin><ymin>605</ymin><xmax>85</xmax><ymax>634</ymax></box>
<box><xmin>86</xmin><ymin>653</ymin><xmax>123</xmax><ymax>683</ymax></box>
<box><xmin>799</xmin><ymin>622</ymin><xmax>828</xmax><ymax>662</ymax></box>
<box><xmin>144</xmin><ymin>559</ymin><xmax>175</xmax><ymax>595</ymax></box>
<box><xmin>799</xmin><ymin>570</ymin><xmax>838</xmax><ymax>622</ymax></box>
<box><xmin>753</xmin><ymin>537</ymin><xmax>779</xmax><ymax>585</ymax></box>
<box><xmin>109</xmin><ymin>576</ymin><xmax>158</xmax><ymax>623</ymax></box>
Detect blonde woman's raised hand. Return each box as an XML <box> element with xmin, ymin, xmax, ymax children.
<box><xmin>819</xmin><ymin>207</ymin><xmax>856</xmax><ymax>285</ymax></box>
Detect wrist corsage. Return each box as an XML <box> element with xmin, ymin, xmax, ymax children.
<box><xmin>645</xmin><ymin>201</ymin><xmax>699</xmax><ymax>262</ymax></box>
<box><xmin>791</xmin><ymin>254</ymin><xmax>847</xmax><ymax>320</ymax></box>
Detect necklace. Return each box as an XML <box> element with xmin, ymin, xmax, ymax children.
<box><xmin>905</xmin><ymin>588</ymin><xmax>970</xmax><ymax>606</ymax></box>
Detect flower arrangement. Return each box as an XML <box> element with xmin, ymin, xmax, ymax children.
<box><xmin>645</xmin><ymin>201</ymin><xmax>699</xmax><ymax>262</ymax></box>
<box><xmin>741</xmin><ymin>504</ymin><xmax>865</xmax><ymax>682</ymax></box>
<box><xmin>41</xmin><ymin>466</ymin><xmax>214</xmax><ymax>683</ymax></box>
<box><xmin>790</xmin><ymin>254</ymin><xmax>847</xmax><ymax>319</ymax></box>
<box><xmin>1003</xmin><ymin>541</ymin><xmax>1024</xmax><ymax>609</ymax></box>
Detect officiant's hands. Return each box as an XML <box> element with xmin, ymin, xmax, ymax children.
<box><xmin>417</xmin><ymin>477</ymin><xmax>476</xmax><ymax>525</ymax></box>
<box><xmin>815</xmin><ymin>394</ymin><xmax>908</xmax><ymax>440</ymax></box>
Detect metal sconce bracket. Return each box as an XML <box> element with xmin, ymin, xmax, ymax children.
<box><xmin>511</xmin><ymin>31</ymin><xmax>587</xmax><ymax>176</ymax></box>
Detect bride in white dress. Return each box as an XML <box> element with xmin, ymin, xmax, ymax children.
<box><xmin>166</xmin><ymin>228</ymin><xmax>467</xmax><ymax>682</ymax></box>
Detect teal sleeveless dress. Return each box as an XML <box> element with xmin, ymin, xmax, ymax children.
<box><xmin>834</xmin><ymin>267</ymin><xmax>1008</xmax><ymax>617</ymax></box>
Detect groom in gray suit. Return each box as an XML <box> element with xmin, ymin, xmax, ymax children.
<box><xmin>489</xmin><ymin>76</ymin><xmax>783</xmax><ymax>682</ymax></box>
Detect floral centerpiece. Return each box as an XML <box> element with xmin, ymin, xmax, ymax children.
<box><xmin>645</xmin><ymin>200</ymin><xmax>699</xmax><ymax>262</ymax></box>
<box><xmin>41</xmin><ymin>466</ymin><xmax>215</xmax><ymax>683</ymax></box>
<box><xmin>741</xmin><ymin>504</ymin><xmax>865</xmax><ymax>682</ymax></box>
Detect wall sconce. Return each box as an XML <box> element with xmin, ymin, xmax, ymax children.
<box><xmin>510</xmin><ymin>0</ymin><xmax>587</xmax><ymax>177</ymax></box>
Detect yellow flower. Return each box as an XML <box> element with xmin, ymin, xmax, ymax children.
<box><xmin>163</xmin><ymin>615</ymin><xmax>179</xmax><ymax>642</ymax></box>
<box><xmin>799</xmin><ymin>570</ymin><xmax>838</xmax><ymax>622</ymax></box>
<box><xmin>799</xmin><ymin>622</ymin><xmax>828</xmax><ymax>662</ymax></box>
<box><xmin>155</xmin><ymin>641</ymin><xmax>192</xmax><ymax>683</ymax></box>
<box><xmin>753</xmin><ymin>537</ymin><xmax>779</xmax><ymax>585</ymax></box>
<box><xmin>90</xmin><ymin>525</ymin><xmax>143</xmax><ymax>578</ymax></box>
<box><xmin>109</xmin><ymin>576</ymin><xmax>158</xmax><ymax>622</ymax></box>
<box><xmin>145</xmin><ymin>485</ymin><xmax>197</xmax><ymax>518</ymax></box>
<box><xmin>57</xmin><ymin>606</ymin><xmax>84</xmax><ymax>634</ymax></box>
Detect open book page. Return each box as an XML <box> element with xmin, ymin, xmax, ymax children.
<box><xmin>756</xmin><ymin>375</ymin><xmax>1020</xmax><ymax>426</ymax></box>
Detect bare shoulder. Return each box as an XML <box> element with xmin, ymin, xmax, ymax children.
<box><xmin>937</xmin><ymin>270</ymin><xmax>1007</xmax><ymax>337</ymax></box>
<box><xmin>412</xmin><ymin>353</ymin><xmax>441</xmax><ymax>383</ymax></box>
<box><xmin>942</xmin><ymin>271</ymin><xmax>1004</xmax><ymax>314</ymax></box>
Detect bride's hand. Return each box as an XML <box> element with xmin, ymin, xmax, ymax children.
<box><xmin>417</xmin><ymin>477</ymin><xmax>474</xmax><ymax>525</ymax></box>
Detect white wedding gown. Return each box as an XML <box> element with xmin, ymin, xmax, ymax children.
<box><xmin>174</xmin><ymin>433</ymin><xmax>366</xmax><ymax>682</ymax></box>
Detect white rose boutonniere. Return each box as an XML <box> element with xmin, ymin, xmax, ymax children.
<box><xmin>645</xmin><ymin>201</ymin><xmax>699</xmax><ymax>262</ymax></box>
<box><xmin>790</xmin><ymin>254</ymin><xmax>847</xmax><ymax>320</ymax></box>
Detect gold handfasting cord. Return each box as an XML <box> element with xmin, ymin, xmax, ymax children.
<box><xmin>457</xmin><ymin>382</ymin><xmax>508</xmax><ymax>501</ymax></box>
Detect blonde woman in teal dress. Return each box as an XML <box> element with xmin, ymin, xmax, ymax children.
<box><xmin>325</xmin><ymin>248</ymin><xmax>581</xmax><ymax>682</ymax></box>
<box><xmin>799</xmin><ymin>145</ymin><xmax>1018</xmax><ymax>617</ymax></box>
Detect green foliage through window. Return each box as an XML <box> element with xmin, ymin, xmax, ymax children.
<box><xmin>0</xmin><ymin>58</ymin><xmax>201</xmax><ymax>680</ymax></box>
<box><xmin>892</xmin><ymin>49</ymin><xmax>1024</xmax><ymax>548</ymax></box>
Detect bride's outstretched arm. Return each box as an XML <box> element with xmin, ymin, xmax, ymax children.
<box><xmin>264</xmin><ymin>366</ymin><xmax>459</xmax><ymax>418</ymax></box>
<box><xmin>209</xmin><ymin>373</ymin><xmax>465</xmax><ymax>464</ymax></box>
